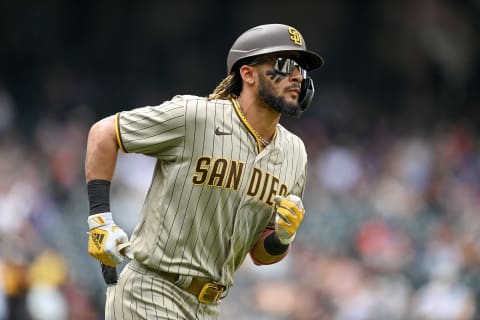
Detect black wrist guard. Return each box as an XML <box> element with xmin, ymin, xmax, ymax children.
<box><xmin>264</xmin><ymin>231</ymin><xmax>289</xmax><ymax>255</ymax></box>
<box><xmin>87</xmin><ymin>179</ymin><xmax>111</xmax><ymax>215</ymax></box>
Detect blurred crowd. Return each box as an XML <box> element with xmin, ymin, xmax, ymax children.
<box><xmin>1</xmin><ymin>0</ymin><xmax>480</xmax><ymax>319</ymax></box>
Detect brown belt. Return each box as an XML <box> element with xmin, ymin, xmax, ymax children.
<box><xmin>130</xmin><ymin>261</ymin><xmax>226</xmax><ymax>304</ymax></box>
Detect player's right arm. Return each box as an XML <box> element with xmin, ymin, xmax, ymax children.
<box><xmin>85</xmin><ymin>115</ymin><xmax>131</xmax><ymax>282</ymax></box>
<box><xmin>85</xmin><ymin>115</ymin><xmax>119</xmax><ymax>182</ymax></box>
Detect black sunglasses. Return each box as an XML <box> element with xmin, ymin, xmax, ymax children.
<box><xmin>274</xmin><ymin>57</ymin><xmax>307</xmax><ymax>78</ymax></box>
<box><xmin>250</xmin><ymin>56</ymin><xmax>307</xmax><ymax>79</ymax></box>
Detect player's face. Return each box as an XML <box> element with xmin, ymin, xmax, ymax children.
<box><xmin>256</xmin><ymin>56</ymin><xmax>306</xmax><ymax>117</ymax></box>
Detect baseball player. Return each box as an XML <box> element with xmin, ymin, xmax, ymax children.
<box><xmin>85</xmin><ymin>23</ymin><xmax>324</xmax><ymax>319</ymax></box>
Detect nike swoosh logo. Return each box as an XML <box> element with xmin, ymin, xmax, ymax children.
<box><xmin>215</xmin><ymin>127</ymin><xmax>232</xmax><ymax>136</ymax></box>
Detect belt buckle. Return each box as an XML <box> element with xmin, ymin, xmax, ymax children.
<box><xmin>197</xmin><ymin>282</ymin><xmax>225</xmax><ymax>304</ymax></box>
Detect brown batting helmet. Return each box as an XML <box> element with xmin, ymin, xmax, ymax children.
<box><xmin>227</xmin><ymin>24</ymin><xmax>324</xmax><ymax>74</ymax></box>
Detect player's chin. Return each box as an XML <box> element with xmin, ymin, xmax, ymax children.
<box><xmin>264</xmin><ymin>93</ymin><xmax>301</xmax><ymax>117</ymax></box>
<box><xmin>279</xmin><ymin>100</ymin><xmax>302</xmax><ymax>117</ymax></box>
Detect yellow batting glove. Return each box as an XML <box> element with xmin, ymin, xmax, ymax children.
<box><xmin>273</xmin><ymin>195</ymin><xmax>305</xmax><ymax>245</ymax></box>
<box><xmin>87</xmin><ymin>212</ymin><xmax>131</xmax><ymax>267</ymax></box>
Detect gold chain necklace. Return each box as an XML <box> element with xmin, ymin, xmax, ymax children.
<box><xmin>237</xmin><ymin>103</ymin><xmax>271</xmax><ymax>147</ymax></box>
<box><xmin>257</xmin><ymin>134</ymin><xmax>270</xmax><ymax>147</ymax></box>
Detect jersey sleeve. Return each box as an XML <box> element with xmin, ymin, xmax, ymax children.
<box><xmin>115</xmin><ymin>95</ymin><xmax>186</xmax><ymax>158</ymax></box>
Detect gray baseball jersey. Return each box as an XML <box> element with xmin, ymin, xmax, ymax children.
<box><xmin>112</xmin><ymin>95</ymin><xmax>307</xmax><ymax>316</ymax></box>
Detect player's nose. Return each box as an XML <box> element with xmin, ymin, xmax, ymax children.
<box><xmin>289</xmin><ymin>67</ymin><xmax>303</xmax><ymax>83</ymax></box>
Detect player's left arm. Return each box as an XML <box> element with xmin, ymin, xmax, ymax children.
<box><xmin>249</xmin><ymin>227</ymin><xmax>289</xmax><ymax>266</ymax></box>
<box><xmin>249</xmin><ymin>194</ymin><xmax>305</xmax><ymax>265</ymax></box>
<box><xmin>250</xmin><ymin>144</ymin><xmax>308</xmax><ymax>265</ymax></box>
<box><xmin>250</xmin><ymin>157</ymin><xmax>307</xmax><ymax>265</ymax></box>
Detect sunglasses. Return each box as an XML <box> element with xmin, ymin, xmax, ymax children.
<box><xmin>250</xmin><ymin>56</ymin><xmax>307</xmax><ymax>79</ymax></box>
<box><xmin>273</xmin><ymin>57</ymin><xmax>307</xmax><ymax>79</ymax></box>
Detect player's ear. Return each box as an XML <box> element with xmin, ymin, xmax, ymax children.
<box><xmin>238</xmin><ymin>65</ymin><xmax>255</xmax><ymax>85</ymax></box>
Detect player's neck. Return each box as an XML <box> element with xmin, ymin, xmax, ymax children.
<box><xmin>236</xmin><ymin>96</ymin><xmax>279</xmax><ymax>143</ymax></box>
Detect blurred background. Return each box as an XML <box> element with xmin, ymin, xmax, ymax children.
<box><xmin>1</xmin><ymin>0</ymin><xmax>480</xmax><ymax>319</ymax></box>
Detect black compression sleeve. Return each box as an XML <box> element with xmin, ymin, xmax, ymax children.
<box><xmin>87</xmin><ymin>180</ymin><xmax>111</xmax><ymax>215</ymax></box>
<box><xmin>263</xmin><ymin>231</ymin><xmax>289</xmax><ymax>255</ymax></box>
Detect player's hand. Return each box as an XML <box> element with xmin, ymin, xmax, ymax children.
<box><xmin>273</xmin><ymin>195</ymin><xmax>305</xmax><ymax>245</ymax></box>
<box><xmin>87</xmin><ymin>212</ymin><xmax>132</xmax><ymax>267</ymax></box>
